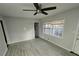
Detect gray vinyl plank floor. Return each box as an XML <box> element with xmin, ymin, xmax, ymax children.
<box><xmin>5</xmin><ymin>38</ymin><xmax>76</xmax><ymax>56</ymax></box>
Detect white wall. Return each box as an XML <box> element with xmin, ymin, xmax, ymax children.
<box><xmin>0</xmin><ymin>17</ymin><xmax>7</xmax><ymax>56</ymax></box>
<box><xmin>3</xmin><ymin>17</ymin><xmax>39</xmax><ymax>44</ymax></box>
<box><xmin>39</xmin><ymin>7</ymin><xmax>79</xmax><ymax>51</ymax></box>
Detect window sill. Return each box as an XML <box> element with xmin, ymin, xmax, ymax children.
<box><xmin>43</xmin><ymin>33</ymin><xmax>63</xmax><ymax>39</ymax></box>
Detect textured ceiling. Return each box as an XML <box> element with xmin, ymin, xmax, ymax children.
<box><xmin>0</xmin><ymin>3</ymin><xmax>79</xmax><ymax>19</ymax></box>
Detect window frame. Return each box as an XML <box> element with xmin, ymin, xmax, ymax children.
<box><xmin>43</xmin><ymin>19</ymin><xmax>65</xmax><ymax>39</ymax></box>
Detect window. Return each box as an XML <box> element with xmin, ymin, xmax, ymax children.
<box><xmin>43</xmin><ymin>20</ymin><xmax>64</xmax><ymax>38</ymax></box>
<box><xmin>43</xmin><ymin>24</ymin><xmax>50</xmax><ymax>34</ymax></box>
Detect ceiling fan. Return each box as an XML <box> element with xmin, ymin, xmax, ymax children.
<box><xmin>23</xmin><ymin>3</ymin><xmax>56</xmax><ymax>15</ymax></box>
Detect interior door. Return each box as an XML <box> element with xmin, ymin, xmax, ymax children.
<box><xmin>34</xmin><ymin>22</ymin><xmax>39</xmax><ymax>38</ymax></box>
<box><xmin>0</xmin><ymin>21</ymin><xmax>7</xmax><ymax>55</ymax></box>
<box><xmin>73</xmin><ymin>21</ymin><xmax>79</xmax><ymax>55</ymax></box>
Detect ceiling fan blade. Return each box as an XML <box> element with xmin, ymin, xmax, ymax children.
<box><xmin>33</xmin><ymin>3</ymin><xmax>39</xmax><ymax>10</ymax></box>
<box><xmin>34</xmin><ymin>12</ymin><xmax>38</xmax><ymax>15</ymax></box>
<box><xmin>23</xmin><ymin>9</ymin><xmax>36</xmax><ymax>11</ymax></box>
<box><xmin>41</xmin><ymin>11</ymin><xmax>48</xmax><ymax>15</ymax></box>
<box><xmin>41</xmin><ymin>7</ymin><xmax>56</xmax><ymax>11</ymax></box>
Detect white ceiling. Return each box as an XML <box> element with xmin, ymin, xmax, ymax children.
<box><xmin>0</xmin><ymin>3</ymin><xmax>79</xmax><ymax>19</ymax></box>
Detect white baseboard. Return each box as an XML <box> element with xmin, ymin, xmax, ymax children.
<box><xmin>8</xmin><ymin>38</ymin><xmax>35</xmax><ymax>44</ymax></box>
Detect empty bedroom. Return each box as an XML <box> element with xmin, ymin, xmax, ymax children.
<box><xmin>0</xmin><ymin>3</ymin><xmax>79</xmax><ymax>56</ymax></box>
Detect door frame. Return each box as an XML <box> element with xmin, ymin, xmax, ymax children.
<box><xmin>0</xmin><ymin>20</ymin><xmax>8</xmax><ymax>47</ymax></box>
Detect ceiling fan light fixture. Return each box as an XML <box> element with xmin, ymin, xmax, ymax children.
<box><xmin>23</xmin><ymin>3</ymin><xmax>56</xmax><ymax>16</ymax></box>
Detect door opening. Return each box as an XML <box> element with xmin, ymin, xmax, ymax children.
<box><xmin>34</xmin><ymin>22</ymin><xmax>39</xmax><ymax>38</ymax></box>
